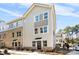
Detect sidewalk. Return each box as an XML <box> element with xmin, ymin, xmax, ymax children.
<box><xmin>0</xmin><ymin>49</ymin><xmax>63</xmax><ymax>55</ymax></box>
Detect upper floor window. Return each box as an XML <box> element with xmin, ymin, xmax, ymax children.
<box><xmin>44</xmin><ymin>26</ymin><xmax>47</xmax><ymax>33</ymax></box>
<box><xmin>44</xmin><ymin>12</ymin><xmax>48</xmax><ymax>20</ymax></box>
<box><xmin>12</xmin><ymin>32</ymin><xmax>14</xmax><ymax>37</ymax></box>
<box><xmin>35</xmin><ymin>28</ymin><xmax>38</xmax><ymax>34</ymax></box>
<box><xmin>17</xmin><ymin>31</ymin><xmax>22</xmax><ymax>37</ymax></box>
<box><xmin>35</xmin><ymin>16</ymin><xmax>39</xmax><ymax>22</ymax></box>
<box><xmin>18</xmin><ymin>32</ymin><xmax>21</xmax><ymax>36</ymax></box>
<box><xmin>9</xmin><ymin>24</ymin><xmax>14</xmax><ymax>28</ymax></box>
<box><xmin>40</xmin><ymin>27</ymin><xmax>43</xmax><ymax>33</ymax></box>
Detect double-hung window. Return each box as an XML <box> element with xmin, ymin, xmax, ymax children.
<box><xmin>17</xmin><ymin>31</ymin><xmax>21</xmax><ymax>37</ymax></box>
<box><xmin>9</xmin><ymin>24</ymin><xmax>14</xmax><ymax>28</ymax></box>
<box><xmin>44</xmin><ymin>26</ymin><xmax>47</xmax><ymax>33</ymax></box>
<box><xmin>12</xmin><ymin>32</ymin><xmax>14</xmax><ymax>37</ymax></box>
<box><xmin>35</xmin><ymin>16</ymin><xmax>39</xmax><ymax>22</ymax></box>
<box><xmin>35</xmin><ymin>28</ymin><xmax>38</xmax><ymax>34</ymax></box>
<box><xmin>40</xmin><ymin>27</ymin><xmax>43</xmax><ymax>33</ymax></box>
<box><xmin>44</xmin><ymin>12</ymin><xmax>48</xmax><ymax>20</ymax></box>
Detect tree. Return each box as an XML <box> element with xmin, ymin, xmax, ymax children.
<box><xmin>64</xmin><ymin>26</ymin><xmax>72</xmax><ymax>39</ymax></box>
<box><xmin>74</xmin><ymin>24</ymin><xmax>79</xmax><ymax>38</ymax></box>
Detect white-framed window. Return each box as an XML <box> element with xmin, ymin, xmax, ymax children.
<box><xmin>40</xmin><ymin>27</ymin><xmax>43</xmax><ymax>33</ymax></box>
<box><xmin>35</xmin><ymin>28</ymin><xmax>38</xmax><ymax>34</ymax></box>
<box><xmin>35</xmin><ymin>16</ymin><xmax>39</xmax><ymax>22</ymax></box>
<box><xmin>9</xmin><ymin>24</ymin><xmax>14</xmax><ymax>28</ymax></box>
<box><xmin>44</xmin><ymin>26</ymin><xmax>47</xmax><ymax>33</ymax></box>
<box><xmin>40</xmin><ymin>26</ymin><xmax>48</xmax><ymax>33</ymax></box>
<box><xmin>44</xmin><ymin>12</ymin><xmax>48</xmax><ymax>20</ymax></box>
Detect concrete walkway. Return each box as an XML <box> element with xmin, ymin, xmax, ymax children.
<box><xmin>0</xmin><ymin>49</ymin><xmax>62</xmax><ymax>55</ymax></box>
<box><xmin>0</xmin><ymin>49</ymin><xmax>40</xmax><ymax>55</ymax></box>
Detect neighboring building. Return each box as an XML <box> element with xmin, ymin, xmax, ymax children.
<box><xmin>56</xmin><ymin>33</ymin><xmax>62</xmax><ymax>45</ymax></box>
<box><xmin>0</xmin><ymin>18</ymin><xmax>23</xmax><ymax>49</ymax></box>
<box><xmin>56</xmin><ymin>31</ymin><xmax>66</xmax><ymax>47</ymax></box>
<box><xmin>77</xmin><ymin>33</ymin><xmax>79</xmax><ymax>39</ymax></box>
<box><xmin>0</xmin><ymin>3</ymin><xmax>56</xmax><ymax>51</ymax></box>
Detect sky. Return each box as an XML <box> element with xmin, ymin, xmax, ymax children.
<box><xmin>0</xmin><ymin>3</ymin><xmax>79</xmax><ymax>32</ymax></box>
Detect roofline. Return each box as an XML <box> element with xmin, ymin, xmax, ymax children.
<box><xmin>0</xmin><ymin>26</ymin><xmax>23</xmax><ymax>33</ymax></box>
<box><xmin>5</xmin><ymin>3</ymin><xmax>55</xmax><ymax>24</ymax></box>
<box><xmin>6</xmin><ymin>17</ymin><xmax>24</xmax><ymax>24</ymax></box>
<box><xmin>23</xmin><ymin>3</ymin><xmax>53</xmax><ymax>19</ymax></box>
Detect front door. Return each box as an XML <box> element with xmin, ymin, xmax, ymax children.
<box><xmin>37</xmin><ymin>41</ymin><xmax>41</xmax><ymax>50</ymax></box>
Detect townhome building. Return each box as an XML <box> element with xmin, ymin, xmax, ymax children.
<box><xmin>0</xmin><ymin>18</ymin><xmax>23</xmax><ymax>49</ymax></box>
<box><xmin>0</xmin><ymin>3</ymin><xmax>56</xmax><ymax>51</ymax></box>
<box><xmin>22</xmin><ymin>3</ymin><xmax>56</xmax><ymax>51</ymax></box>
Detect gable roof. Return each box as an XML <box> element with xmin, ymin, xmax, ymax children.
<box><xmin>6</xmin><ymin>17</ymin><xmax>24</xmax><ymax>24</ymax></box>
<box><xmin>23</xmin><ymin>3</ymin><xmax>54</xmax><ymax>18</ymax></box>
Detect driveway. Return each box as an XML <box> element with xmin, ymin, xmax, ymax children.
<box><xmin>67</xmin><ymin>50</ymin><xmax>79</xmax><ymax>55</ymax></box>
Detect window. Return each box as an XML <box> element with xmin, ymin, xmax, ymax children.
<box><xmin>12</xmin><ymin>32</ymin><xmax>14</xmax><ymax>37</ymax></box>
<box><xmin>15</xmin><ymin>42</ymin><xmax>17</xmax><ymax>46</ymax></box>
<box><xmin>18</xmin><ymin>32</ymin><xmax>21</xmax><ymax>36</ymax></box>
<box><xmin>35</xmin><ymin>16</ymin><xmax>39</xmax><ymax>22</ymax></box>
<box><xmin>18</xmin><ymin>42</ymin><xmax>20</xmax><ymax>46</ymax></box>
<box><xmin>43</xmin><ymin>41</ymin><xmax>47</xmax><ymax>47</ymax></box>
<box><xmin>17</xmin><ymin>32</ymin><xmax>18</xmax><ymax>36</ymax></box>
<box><xmin>32</xmin><ymin>41</ymin><xmax>36</xmax><ymax>47</ymax></box>
<box><xmin>17</xmin><ymin>31</ymin><xmax>21</xmax><ymax>37</ymax></box>
<box><xmin>40</xmin><ymin>27</ymin><xmax>43</xmax><ymax>33</ymax></box>
<box><xmin>9</xmin><ymin>24</ymin><xmax>14</xmax><ymax>28</ymax></box>
<box><xmin>44</xmin><ymin>12</ymin><xmax>48</xmax><ymax>20</ymax></box>
<box><xmin>35</xmin><ymin>28</ymin><xmax>38</xmax><ymax>34</ymax></box>
<box><xmin>44</xmin><ymin>26</ymin><xmax>47</xmax><ymax>33</ymax></box>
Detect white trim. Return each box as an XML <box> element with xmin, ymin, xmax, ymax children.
<box><xmin>34</xmin><ymin>15</ymin><xmax>40</xmax><ymax>22</ymax></box>
<box><xmin>40</xmin><ymin>25</ymin><xmax>49</xmax><ymax>34</ymax></box>
<box><xmin>43</xmin><ymin>11</ymin><xmax>49</xmax><ymax>21</ymax></box>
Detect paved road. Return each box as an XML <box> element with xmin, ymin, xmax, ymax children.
<box><xmin>67</xmin><ymin>50</ymin><xmax>79</xmax><ymax>55</ymax></box>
